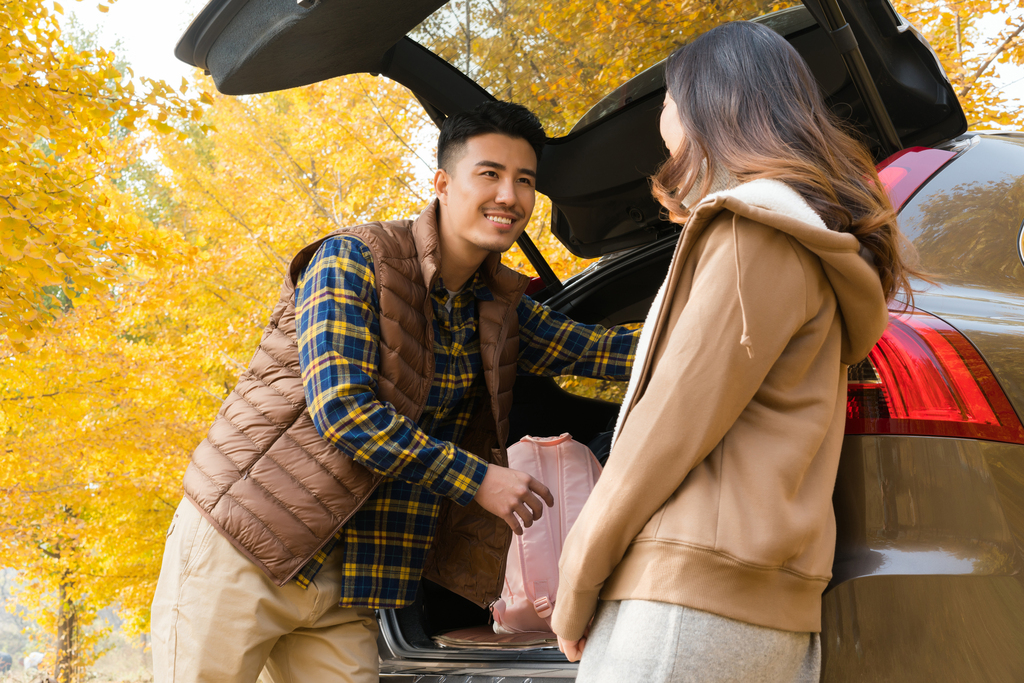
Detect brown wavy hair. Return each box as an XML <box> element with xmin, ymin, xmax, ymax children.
<box><xmin>652</xmin><ymin>21</ymin><xmax>914</xmax><ymax>304</ymax></box>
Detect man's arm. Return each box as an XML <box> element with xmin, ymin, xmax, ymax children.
<box><xmin>296</xmin><ymin>236</ymin><xmax>487</xmax><ymax>505</ymax></box>
<box><xmin>296</xmin><ymin>236</ymin><xmax>552</xmax><ymax>530</ymax></box>
<box><xmin>516</xmin><ymin>296</ymin><xmax>640</xmax><ymax>379</ymax></box>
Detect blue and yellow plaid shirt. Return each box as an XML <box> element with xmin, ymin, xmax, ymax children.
<box><xmin>294</xmin><ymin>235</ymin><xmax>638</xmax><ymax>608</ymax></box>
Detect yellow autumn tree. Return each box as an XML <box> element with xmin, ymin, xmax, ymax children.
<box><xmin>0</xmin><ymin>0</ymin><xmax>200</xmax><ymax>350</ymax></box>
<box><xmin>1</xmin><ymin>71</ymin><xmax>443</xmax><ymax>681</ymax></box>
<box><xmin>892</xmin><ymin>1</ymin><xmax>1023</xmax><ymax>129</ymax></box>
<box><xmin>0</xmin><ymin>1</ymin><xmax>204</xmax><ymax>678</ymax></box>
<box><xmin>0</xmin><ymin>284</ymin><xmax>213</xmax><ymax>679</ymax></box>
<box><xmin>415</xmin><ymin>0</ymin><xmax>793</xmax><ymax>136</ymax></box>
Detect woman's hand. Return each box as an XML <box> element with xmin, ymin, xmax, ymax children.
<box><xmin>557</xmin><ymin>634</ymin><xmax>587</xmax><ymax>662</ymax></box>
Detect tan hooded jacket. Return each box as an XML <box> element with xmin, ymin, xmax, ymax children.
<box><xmin>551</xmin><ymin>179</ymin><xmax>889</xmax><ymax>638</ymax></box>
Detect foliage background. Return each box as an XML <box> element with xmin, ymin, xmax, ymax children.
<box><xmin>2</xmin><ymin>0</ymin><xmax>1023</xmax><ymax>677</ymax></box>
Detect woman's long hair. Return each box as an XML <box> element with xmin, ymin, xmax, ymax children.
<box><xmin>652</xmin><ymin>21</ymin><xmax>914</xmax><ymax>304</ymax></box>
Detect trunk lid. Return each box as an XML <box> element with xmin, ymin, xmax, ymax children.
<box><xmin>176</xmin><ymin>0</ymin><xmax>967</xmax><ymax>257</ymax></box>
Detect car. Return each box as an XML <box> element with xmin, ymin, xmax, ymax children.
<box><xmin>175</xmin><ymin>0</ymin><xmax>1024</xmax><ymax>680</ymax></box>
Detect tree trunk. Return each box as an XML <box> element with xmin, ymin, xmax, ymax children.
<box><xmin>55</xmin><ymin>578</ymin><xmax>78</xmax><ymax>683</ymax></box>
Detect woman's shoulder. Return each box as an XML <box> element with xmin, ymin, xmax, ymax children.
<box><xmin>693</xmin><ymin>204</ymin><xmax>808</xmax><ymax>265</ymax></box>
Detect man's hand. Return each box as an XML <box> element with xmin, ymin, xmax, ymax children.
<box><xmin>474</xmin><ymin>464</ymin><xmax>554</xmax><ymax>535</ymax></box>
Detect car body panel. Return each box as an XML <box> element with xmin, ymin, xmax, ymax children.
<box><xmin>823</xmin><ymin>438</ymin><xmax>1024</xmax><ymax>681</ymax></box>
<box><xmin>831</xmin><ymin>436</ymin><xmax>1019</xmax><ymax>588</ymax></box>
<box><xmin>899</xmin><ymin>134</ymin><xmax>1024</xmax><ymax>419</ymax></box>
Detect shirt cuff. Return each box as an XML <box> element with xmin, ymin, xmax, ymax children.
<box><xmin>429</xmin><ymin>445</ymin><xmax>489</xmax><ymax>506</ymax></box>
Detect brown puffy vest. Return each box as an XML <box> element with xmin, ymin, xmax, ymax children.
<box><xmin>183</xmin><ymin>202</ymin><xmax>529</xmax><ymax>606</ymax></box>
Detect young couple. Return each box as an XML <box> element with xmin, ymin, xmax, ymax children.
<box><xmin>151</xmin><ymin>21</ymin><xmax>910</xmax><ymax>683</ymax></box>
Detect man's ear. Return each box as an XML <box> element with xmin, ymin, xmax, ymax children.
<box><xmin>434</xmin><ymin>169</ymin><xmax>450</xmax><ymax>206</ymax></box>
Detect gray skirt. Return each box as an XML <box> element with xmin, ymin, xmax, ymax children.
<box><xmin>576</xmin><ymin>600</ymin><xmax>821</xmax><ymax>683</ymax></box>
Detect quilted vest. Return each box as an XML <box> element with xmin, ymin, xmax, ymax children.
<box><xmin>183</xmin><ymin>202</ymin><xmax>530</xmax><ymax>607</ymax></box>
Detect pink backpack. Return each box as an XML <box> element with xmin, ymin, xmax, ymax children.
<box><xmin>491</xmin><ymin>433</ymin><xmax>602</xmax><ymax>634</ymax></box>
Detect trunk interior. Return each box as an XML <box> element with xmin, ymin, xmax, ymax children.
<box><xmin>382</xmin><ymin>236</ymin><xmax>675</xmax><ymax>657</ymax></box>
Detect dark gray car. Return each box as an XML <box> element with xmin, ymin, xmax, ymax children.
<box><xmin>177</xmin><ymin>0</ymin><xmax>1024</xmax><ymax>680</ymax></box>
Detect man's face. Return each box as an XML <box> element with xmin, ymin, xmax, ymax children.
<box><xmin>434</xmin><ymin>133</ymin><xmax>537</xmax><ymax>260</ymax></box>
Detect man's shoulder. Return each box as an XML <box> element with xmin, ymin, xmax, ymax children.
<box><xmin>289</xmin><ymin>219</ymin><xmax>417</xmax><ymax>286</ymax></box>
<box><xmin>313</xmin><ymin>220</ymin><xmax>419</xmax><ymax>267</ymax></box>
<box><xmin>314</xmin><ymin>233</ymin><xmax>376</xmax><ymax>267</ymax></box>
<box><xmin>335</xmin><ymin>219</ymin><xmax>417</xmax><ymax>255</ymax></box>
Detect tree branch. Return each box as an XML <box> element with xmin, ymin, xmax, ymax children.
<box><xmin>1</xmin><ymin>377</ymin><xmax>107</xmax><ymax>402</ymax></box>
<box><xmin>356</xmin><ymin>78</ymin><xmax>434</xmax><ymax>175</ymax></box>
<box><xmin>959</xmin><ymin>19</ymin><xmax>1024</xmax><ymax>98</ymax></box>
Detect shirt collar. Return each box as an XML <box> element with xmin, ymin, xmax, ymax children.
<box><xmin>432</xmin><ymin>270</ymin><xmax>494</xmax><ymax>303</ymax></box>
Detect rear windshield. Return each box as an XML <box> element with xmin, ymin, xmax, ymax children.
<box><xmin>411</xmin><ymin>0</ymin><xmax>798</xmax><ymax>137</ymax></box>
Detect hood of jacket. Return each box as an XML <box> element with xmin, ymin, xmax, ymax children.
<box><xmin>686</xmin><ymin>178</ymin><xmax>889</xmax><ymax>365</ymax></box>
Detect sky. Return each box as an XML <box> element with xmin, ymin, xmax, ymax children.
<box><xmin>63</xmin><ymin>0</ymin><xmax>207</xmax><ymax>87</ymax></box>
<box><xmin>61</xmin><ymin>0</ymin><xmax>1023</xmax><ymax>122</ymax></box>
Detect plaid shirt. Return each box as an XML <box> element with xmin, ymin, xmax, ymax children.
<box><xmin>294</xmin><ymin>235</ymin><xmax>638</xmax><ymax>608</ymax></box>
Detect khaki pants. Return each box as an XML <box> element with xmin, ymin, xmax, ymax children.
<box><xmin>151</xmin><ymin>498</ymin><xmax>379</xmax><ymax>683</ymax></box>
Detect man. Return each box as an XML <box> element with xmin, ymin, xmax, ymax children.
<box><xmin>151</xmin><ymin>101</ymin><xmax>638</xmax><ymax>683</ymax></box>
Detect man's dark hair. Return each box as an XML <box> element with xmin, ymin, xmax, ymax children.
<box><xmin>437</xmin><ymin>100</ymin><xmax>546</xmax><ymax>172</ymax></box>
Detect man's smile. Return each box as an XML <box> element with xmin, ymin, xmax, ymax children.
<box><xmin>484</xmin><ymin>211</ymin><xmax>520</xmax><ymax>227</ymax></box>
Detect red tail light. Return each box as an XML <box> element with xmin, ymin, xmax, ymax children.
<box><xmin>876</xmin><ymin>147</ymin><xmax>956</xmax><ymax>210</ymax></box>
<box><xmin>846</xmin><ymin>310</ymin><xmax>1024</xmax><ymax>444</ymax></box>
<box><xmin>525</xmin><ymin>276</ymin><xmax>545</xmax><ymax>296</ymax></box>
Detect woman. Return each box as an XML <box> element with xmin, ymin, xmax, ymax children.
<box><xmin>550</xmin><ymin>21</ymin><xmax>912</xmax><ymax>682</ymax></box>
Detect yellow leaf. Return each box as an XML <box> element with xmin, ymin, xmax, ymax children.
<box><xmin>0</xmin><ymin>241</ymin><xmax>23</xmax><ymax>261</ymax></box>
<box><xmin>149</xmin><ymin>120</ymin><xmax>175</xmax><ymax>135</ymax></box>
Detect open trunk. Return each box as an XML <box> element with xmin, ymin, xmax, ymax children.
<box><xmin>177</xmin><ymin>0</ymin><xmax>966</xmax><ymax>265</ymax></box>
<box><xmin>376</xmin><ymin>236</ymin><xmax>673</xmax><ymax>676</ymax></box>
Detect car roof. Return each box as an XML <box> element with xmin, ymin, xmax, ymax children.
<box><xmin>176</xmin><ymin>0</ymin><xmax>967</xmax><ymax>258</ymax></box>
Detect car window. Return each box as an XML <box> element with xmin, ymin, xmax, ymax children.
<box><xmin>411</xmin><ymin>0</ymin><xmax>798</xmax><ymax>137</ymax></box>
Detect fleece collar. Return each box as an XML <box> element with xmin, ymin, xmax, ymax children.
<box><xmin>698</xmin><ymin>178</ymin><xmax>828</xmax><ymax>230</ymax></box>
